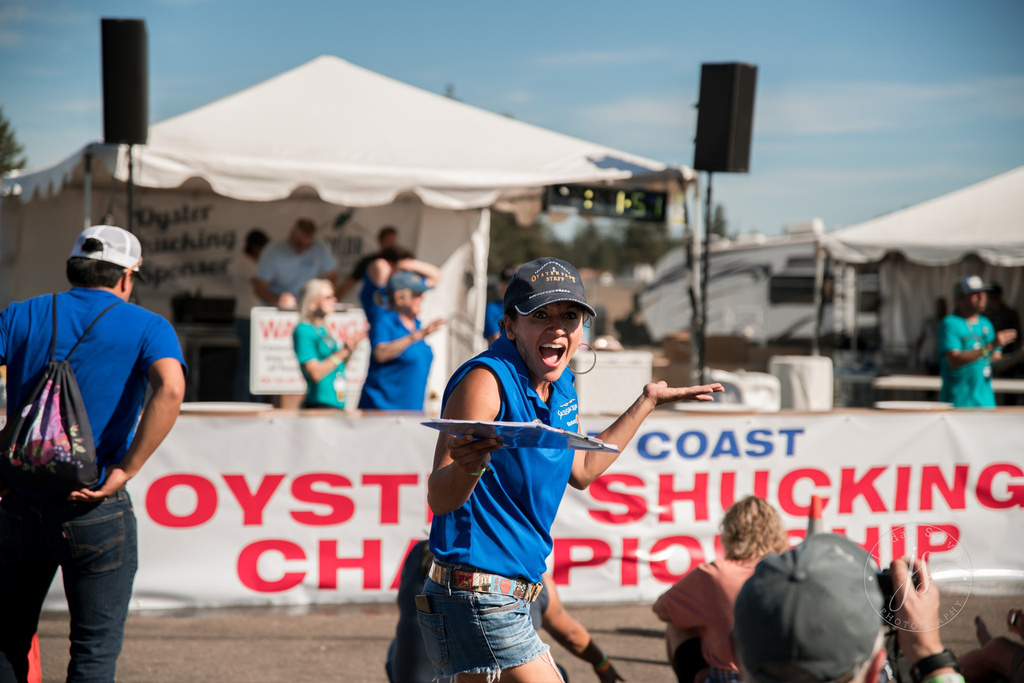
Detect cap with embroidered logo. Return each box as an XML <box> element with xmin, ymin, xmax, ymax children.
<box><xmin>503</xmin><ymin>257</ymin><xmax>595</xmax><ymax>317</ymax></box>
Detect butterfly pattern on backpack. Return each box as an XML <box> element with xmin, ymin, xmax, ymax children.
<box><xmin>10</xmin><ymin>376</ymin><xmax>87</xmax><ymax>472</ymax></box>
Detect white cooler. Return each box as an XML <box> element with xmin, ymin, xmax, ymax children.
<box><xmin>768</xmin><ymin>355</ymin><xmax>834</xmax><ymax>411</ymax></box>
<box><xmin>709</xmin><ymin>368</ymin><xmax>782</xmax><ymax>412</ymax></box>
<box><xmin>570</xmin><ymin>350</ymin><xmax>653</xmax><ymax>415</ymax></box>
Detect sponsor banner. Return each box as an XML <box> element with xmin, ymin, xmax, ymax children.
<box><xmin>41</xmin><ymin>411</ymin><xmax>1024</xmax><ymax>610</ymax></box>
<box><xmin>249</xmin><ymin>307</ymin><xmax>370</xmax><ymax>397</ymax></box>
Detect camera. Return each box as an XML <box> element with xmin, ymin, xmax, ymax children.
<box><xmin>875</xmin><ymin>568</ymin><xmax>896</xmax><ymax>623</ymax></box>
<box><xmin>876</xmin><ymin>567</ymin><xmax>894</xmax><ymax>601</ymax></box>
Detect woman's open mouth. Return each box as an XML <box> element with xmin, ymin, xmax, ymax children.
<box><xmin>540</xmin><ymin>343</ymin><xmax>565</xmax><ymax>368</ymax></box>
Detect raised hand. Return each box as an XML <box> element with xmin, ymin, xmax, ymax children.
<box><xmin>642</xmin><ymin>381</ymin><xmax>724</xmax><ymax>407</ymax></box>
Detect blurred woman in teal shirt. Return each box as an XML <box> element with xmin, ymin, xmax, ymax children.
<box><xmin>293</xmin><ymin>279</ymin><xmax>365</xmax><ymax>409</ymax></box>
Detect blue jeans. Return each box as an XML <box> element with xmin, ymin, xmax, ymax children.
<box><xmin>0</xmin><ymin>490</ymin><xmax>138</xmax><ymax>683</ymax></box>
<box><xmin>417</xmin><ymin>577</ymin><xmax>548</xmax><ymax>678</ymax></box>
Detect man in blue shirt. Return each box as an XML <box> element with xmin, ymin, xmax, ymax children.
<box><xmin>253</xmin><ymin>217</ymin><xmax>338</xmax><ymax>309</ymax></box>
<box><xmin>483</xmin><ymin>266</ymin><xmax>516</xmax><ymax>345</ymax></box>
<box><xmin>939</xmin><ymin>274</ymin><xmax>1017</xmax><ymax>407</ymax></box>
<box><xmin>0</xmin><ymin>225</ymin><xmax>187</xmax><ymax>681</ymax></box>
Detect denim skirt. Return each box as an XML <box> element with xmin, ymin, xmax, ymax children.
<box><xmin>417</xmin><ymin>576</ymin><xmax>549</xmax><ymax>677</ymax></box>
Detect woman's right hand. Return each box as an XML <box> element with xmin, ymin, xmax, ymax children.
<box><xmin>446</xmin><ymin>434</ymin><xmax>501</xmax><ymax>477</ymax></box>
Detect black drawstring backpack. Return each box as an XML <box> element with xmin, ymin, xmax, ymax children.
<box><xmin>0</xmin><ymin>295</ymin><xmax>121</xmax><ymax>494</ymax></box>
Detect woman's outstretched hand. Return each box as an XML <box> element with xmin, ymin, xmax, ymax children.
<box><xmin>642</xmin><ymin>381</ymin><xmax>724</xmax><ymax>407</ymax></box>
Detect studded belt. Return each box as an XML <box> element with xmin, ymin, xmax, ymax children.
<box><xmin>428</xmin><ymin>561</ymin><xmax>543</xmax><ymax>602</ymax></box>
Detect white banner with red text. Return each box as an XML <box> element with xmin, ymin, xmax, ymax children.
<box><xmin>42</xmin><ymin>410</ymin><xmax>1024</xmax><ymax>610</ymax></box>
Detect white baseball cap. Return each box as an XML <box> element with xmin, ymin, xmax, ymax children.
<box><xmin>69</xmin><ymin>225</ymin><xmax>142</xmax><ymax>270</ymax></box>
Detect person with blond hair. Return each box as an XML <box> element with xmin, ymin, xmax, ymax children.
<box><xmin>653</xmin><ymin>495</ymin><xmax>789</xmax><ymax>683</ymax></box>
<box><xmin>293</xmin><ymin>278</ymin><xmax>365</xmax><ymax>409</ymax></box>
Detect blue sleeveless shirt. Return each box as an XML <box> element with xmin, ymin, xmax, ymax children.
<box><xmin>429</xmin><ymin>335</ymin><xmax>579</xmax><ymax>583</ymax></box>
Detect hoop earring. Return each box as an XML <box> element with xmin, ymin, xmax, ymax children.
<box><xmin>574</xmin><ymin>342</ymin><xmax>598</xmax><ymax>375</ymax></box>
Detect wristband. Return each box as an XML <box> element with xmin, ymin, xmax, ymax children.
<box><xmin>920</xmin><ymin>675</ymin><xmax>964</xmax><ymax>683</ymax></box>
<box><xmin>594</xmin><ymin>653</ymin><xmax>610</xmax><ymax>672</ymax></box>
<box><xmin>910</xmin><ymin>649</ymin><xmax>960</xmax><ymax>683</ymax></box>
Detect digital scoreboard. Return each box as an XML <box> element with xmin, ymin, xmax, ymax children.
<box><xmin>544</xmin><ymin>184</ymin><xmax>667</xmax><ymax>223</ymax></box>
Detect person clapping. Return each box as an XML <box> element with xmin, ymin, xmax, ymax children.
<box><xmin>357</xmin><ymin>271</ymin><xmax>445</xmax><ymax>411</ymax></box>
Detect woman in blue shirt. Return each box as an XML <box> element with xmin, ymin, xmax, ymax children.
<box><xmin>358</xmin><ymin>271</ymin><xmax>446</xmax><ymax>411</ymax></box>
<box><xmin>293</xmin><ymin>279</ymin><xmax>365</xmax><ymax>409</ymax></box>
<box><xmin>419</xmin><ymin>258</ymin><xmax>723</xmax><ymax>682</ymax></box>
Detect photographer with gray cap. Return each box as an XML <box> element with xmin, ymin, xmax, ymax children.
<box><xmin>733</xmin><ymin>533</ymin><xmax>963</xmax><ymax>683</ymax></box>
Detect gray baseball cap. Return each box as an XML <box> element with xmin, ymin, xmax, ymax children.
<box><xmin>733</xmin><ymin>533</ymin><xmax>884</xmax><ymax>683</ymax></box>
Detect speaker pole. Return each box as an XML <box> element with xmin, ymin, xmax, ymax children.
<box><xmin>812</xmin><ymin>241</ymin><xmax>825</xmax><ymax>356</ymax></box>
<box><xmin>699</xmin><ymin>171</ymin><xmax>713</xmax><ymax>384</ymax></box>
<box><xmin>83</xmin><ymin>152</ymin><xmax>93</xmax><ymax>229</ymax></box>
<box><xmin>126</xmin><ymin>144</ymin><xmax>135</xmax><ymax>233</ymax></box>
<box><xmin>685</xmin><ymin>183</ymin><xmax>701</xmax><ymax>386</ymax></box>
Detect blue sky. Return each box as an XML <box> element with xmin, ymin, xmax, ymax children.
<box><xmin>2</xmin><ymin>0</ymin><xmax>1022</xmax><ymax>236</ymax></box>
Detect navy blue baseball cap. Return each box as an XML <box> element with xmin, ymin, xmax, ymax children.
<box><xmin>503</xmin><ymin>258</ymin><xmax>596</xmax><ymax>317</ymax></box>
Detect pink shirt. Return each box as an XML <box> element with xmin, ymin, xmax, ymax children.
<box><xmin>653</xmin><ymin>559</ymin><xmax>759</xmax><ymax>672</ymax></box>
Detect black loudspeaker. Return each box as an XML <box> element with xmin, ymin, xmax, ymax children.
<box><xmin>693</xmin><ymin>62</ymin><xmax>757</xmax><ymax>173</ymax></box>
<box><xmin>101</xmin><ymin>18</ymin><xmax>148</xmax><ymax>145</ymax></box>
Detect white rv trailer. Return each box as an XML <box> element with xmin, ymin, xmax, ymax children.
<box><xmin>639</xmin><ymin>220</ymin><xmax>872</xmax><ymax>345</ymax></box>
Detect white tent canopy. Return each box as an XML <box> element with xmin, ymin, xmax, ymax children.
<box><xmin>3</xmin><ymin>55</ymin><xmax>691</xmax><ymax>214</ymax></box>
<box><xmin>821</xmin><ymin>165</ymin><xmax>1024</xmax><ymax>267</ymax></box>
<box><xmin>1</xmin><ymin>55</ymin><xmax>693</xmax><ymax>404</ymax></box>
<box><xmin>820</xmin><ymin>166</ymin><xmax>1024</xmax><ymax>357</ymax></box>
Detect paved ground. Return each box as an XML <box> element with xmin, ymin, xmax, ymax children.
<box><xmin>37</xmin><ymin>584</ymin><xmax>1021</xmax><ymax>682</ymax></box>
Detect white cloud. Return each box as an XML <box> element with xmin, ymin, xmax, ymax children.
<box><xmin>0</xmin><ymin>29</ymin><xmax>23</xmax><ymax>48</ymax></box>
<box><xmin>531</xmin><ymin>73</ymin><xmax>1024</xmax><ymax>165</ymax></box>
<box><xmin>56</xmin><ymin>97</ymin><xmax>102</xmax><ymax>114</ymax></box>
<box><xmin>503</xmin><ymin>89</ymin><xmax>536</xmax><ymax>106</ymax></box>
<box><xmin>20</xmin><ymin>125</ymin><xmax>100</xmax><ymax>170</ymax></box>
<box><xmin>533</xmin><ymin>94</ymin><xmax>694</xmax><ymax>161</ymax></box>
<box><xmin>757</xmin><ymin>76</ymin><xmax>1024</xmax><ymax>136</ymax></box>
<box><xmin>0</xmin><ymin>1</ymin><xmax>92</xmax><ymax>50</ymax></box>
<box><xmin>578</xmin><ymin>95</ymin><xmax>692</xmax><ymax>128</ymax></box>
<box><xmin>532</xmin><ymin>47</ymin><xmax>676</xmax><ymax>68</ymax></box>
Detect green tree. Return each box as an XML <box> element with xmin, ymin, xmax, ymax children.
<box><xmin>0</xmin><ymin>106</ymin><xmax>27</xmax><ymax>175</ymax></box>
<box><xmin>567</xmin><ymin>222</ymin><xmax>618</xmax><ymax>272</ymax></box>
<box><xmin>619</xmin><ymin>220</ymin><xmax>672</xmax><ymax>269</ymax></box>
<box><xmin>710</xmin><ymin>203</ymin><xmax>730</xmax><ymax>239</ymax></box>
<box><xmin>487</xmin><ymin>210</ymin><xmax>559</xmax><ymax>273</ymax></box>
